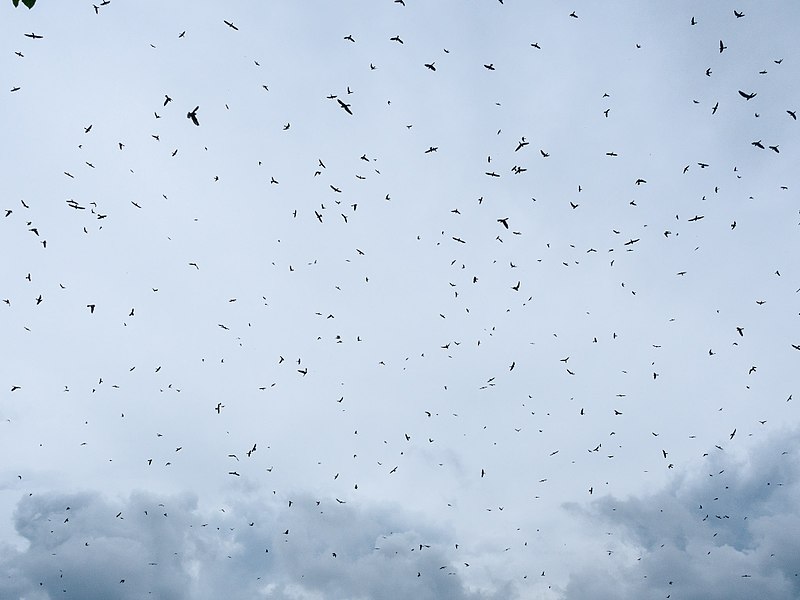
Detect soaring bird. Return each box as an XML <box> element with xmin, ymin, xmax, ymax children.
<box><xmin>738</xmin><ymin>90</ymin><xmax>757</xmax><ymax>100</ymax></box>
<box><xmin>187</xmin><ymin>106</ymin><xmax>199</xmax><ymax>126</ymax></box>
<box><xmin>337</xmin><ymin>99</ymin><xmax>353</xmax><ymax>115</ymax></box>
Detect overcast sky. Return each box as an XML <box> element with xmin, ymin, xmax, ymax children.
<box><xmin>1</xmin><ymin>1</ymin><xmax>799</xmax><ymax>598</ymax></box>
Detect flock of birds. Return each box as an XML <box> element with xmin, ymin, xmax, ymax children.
<box><xmin>2</xmin><ymin>2</ymin><xmax>799</xmax><ymax>598</ymax></box>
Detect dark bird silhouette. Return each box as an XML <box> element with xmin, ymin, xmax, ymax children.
<box><xmin>768</xmin><ymin>145</ymin><xmax>779</xmax><ymax>153</ymax></box>
<box><xmin>223</xmin><ymin>20</ymin><xmax>239</xmax><ymax>30</ymax></box>
<box><xmin>424</xmin><ymin>62</ymin><xmax>436</xmax><ymax>71</ymax></box>
<box><xmin>344</xmin><ymin>35</ymin><xmax>355</xmax><ymax>42</ymax></box>
<box><xmin>497</xmin><ymin>218</ymin><xmax>509</xmax><ymax>229</ymax></box>
<box><xmin>187</xmin><ymin>106</ymin><xmax>199</xmax><ymax>126</ymax></box>
<box><xmin>24</xmin><ymin>33</ymin><xmax>44</xmax><ymax>39</ymax></box>
<box><xmin>337</xmin><ymin>98</ymin><xmax>353</xmax><ymax>115</ymax></box>
<box><xmin>734</xmin><ymin>10</ymin><xmax>744</xmax><ymax>17</ymax></box>
<box><xmin>751</xmin><ymin>140</ymin><xmax>765</xmax><ymax>149</ymax></box>
<box><xmin>788</xmin><ymin>110</ymin><xmax>797</xmax><ymax>120</ymax></box>
<box><xmin>390</xmin><ymin>36</ymin><xmax>403</xmax><ymax>44</ymax></box>
<box><xmin>738</xmin><ymin>90</ymin><xmax>757</xmax><ymax>100</ymax></box>
<box><xmin>719</xmin><ymin>40</ymin><xmax>727</xmax><ymax>53</ymax></box>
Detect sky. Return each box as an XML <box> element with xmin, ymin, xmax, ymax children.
<box><xmin>1</xmin><ymin>0</ymin><xmax>799</xmax><ymax>598</ymax></box>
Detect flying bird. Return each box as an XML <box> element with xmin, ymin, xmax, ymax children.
<box><xmin>337</xmin><ymin>99</ymin><xmax>353</xmax><ymax>115</ymax></box>
<box><xmin>187</xmin><ymin>106</ymin><xmax>199</xmax><ymax>126</ymax></box>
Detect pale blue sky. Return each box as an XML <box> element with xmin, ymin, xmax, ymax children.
<box><xmin>1</xmin><ymin>1</ymin><xmax>799</xmax><ymax>598</ymax></box>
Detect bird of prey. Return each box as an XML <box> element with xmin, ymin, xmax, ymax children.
<box><xmin>223</xmin><ymin>20</ymin><xmax>239</xmax><ymax>30</ymax></box>
<box><xmin>738</xmin><ymin>90</ymin><xmax>757</xmax><ymax>100</ymax></box>
<box><xmin>187</xmin><ymin>106</ymin><xmax>199</xmax><ymax>126</ymax></box>
<box><xmin>24</xmin><ymin>33</ymin><xmax>44</xmax><ymax>39</ymax></box>
<box><xmin>719</xmin><ymin>40</ymin><xmax>726</xmax><ymax>53</ymax></box>
<box><xmin>337</xmin><ymin>99</ymin><xmax>353</xmax><ymax>115</ymax></box>
<box><xmin>424</xmin><ymin>62</ymin><xmax>436</xmax><ymax>71</ymax></box>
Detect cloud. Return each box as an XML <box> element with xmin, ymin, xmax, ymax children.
<box><xmin>0</xmin><ymin>487</ymin><xmax>508</xmax><ymax>600</ymax></box>
<box><xmin>561</xmin><ymin>427</ymin><xmax>800</xmax><ymax>600</ymax></box>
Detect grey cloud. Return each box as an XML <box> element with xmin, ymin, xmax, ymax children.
<box><xmin>562</xmin><ymin>427</ymin><xmax>800</xmax><ymax>600</ymax></box>
<box><xmin>0</xmin><ymin>488</ymin><xmax>508</xmax><ymax>600</ymax></box>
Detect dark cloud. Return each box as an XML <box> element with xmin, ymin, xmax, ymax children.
<box><xmin>0</xmin><ymin>488</ymin><xmax>508</xmax><ymax>600</ymax></box>
<box><xmin>562</xmin><ymin>427</ymin><xmax>800</xmax><ymax>600</ymax></box>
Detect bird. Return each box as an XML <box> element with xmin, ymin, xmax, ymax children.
<box><xmin>734</xmin><ymin>10</ymin><xmax>744</xmax><ymax>17</ymax></box>
<box><xmin>424</xmin><ymin>62</ymin><xmax>436</xmax><ymax>71</ymax></box>
<box><xmin>738</xmin><ymin>90</ymin><xmax>757</xmax><ymax>100</ymax></box>
<box><xmin>344</xmin><ymin>35</ymin><xmax>355</xmax><ymax>42</ymax></box>
<box><xmin>788</xmin><ymin>110</ymin><xmax>797</xmax><ymax>120</ymax></box>
<box><xmin>390</xmin><ymin>36</ymin><xmax>403</xmax><ymax>44</ymax></box>
<box><xmin>24</xmin><ymin>32</ymin><xmax>44</xmax><ymax>39</ymax></box>
<box><xmin>719</xmin><ymin>40</ymin><xmax>726</xmax><ymax>53</ymax></box>
<box><xmin>337</xmin><ymin>99</ymin><xmax>353</xmax><ymax>115</ymax></box>
<box><xmin>223</xmin><ymin>20</ymin><xmax>239</xmax><ymax>30</ymax></box>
